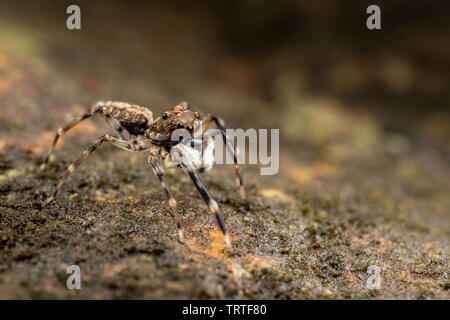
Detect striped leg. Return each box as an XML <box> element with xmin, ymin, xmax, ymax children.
<box><xmin>40</xmin><ymin>111</ymin><xmax>94</xmax><ymax>171</ymax></box>
<box><xmin>40</xmin><ymin>102</ymin><xmax>132</xmax><ymax>171</ymax></box>
<box><xmin>202</xmin><ymin>115</ymin><xmax>245</xmax><ymax>199</ymax></box>
<box><xmin>148</xmin><ymin>154</ymin><xmax>184</xmax><ymax>243</ymax></box>
<box><xmin>174</xmin><ymin>147</ymin><xmax>231</xmax><ymax>248</ymax></box>
<box><xmin>42</xmin><ymin>135</ymin><xmax>132</xmax><ymax>207</ymax></box>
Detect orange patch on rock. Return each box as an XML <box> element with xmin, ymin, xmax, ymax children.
<box><xmin>186</xmin><ymin>229</ymin><xmax>231</xmax><ymax>259</ymax></box>
<box><xmin>185</xmin><ymin>230</ymin><xmax>282</xmax><ymax>281</ymax></box>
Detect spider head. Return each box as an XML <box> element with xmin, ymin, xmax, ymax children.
<box><xmin>145</xmin><ymin>101</ymin><xmax>201</xmax><ymax>145</ymax></box>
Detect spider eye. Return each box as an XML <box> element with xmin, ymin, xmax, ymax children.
<box><xmin>177</xmin><ymin>123</ymin><xmax>184</xmax><ymax>129</ymax></box>
<box><xmin>187</xmin><ymin>124</ymin><xmax>193</xmax><ymax>131</ymax></box>
<box><xmin>162</xmin><ymin>112</ymin><xmax>169</xmax><ymax>120</ymax></box>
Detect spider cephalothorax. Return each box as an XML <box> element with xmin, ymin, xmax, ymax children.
<box><xmin>40</xmin><ymin>101</ymin><xmax>244</xmax><ymax>247</ymax></box>
<box><xmin>145</xmin><ymin>102</ymin><xmax>201</xmax><ymax>146</ymax></box>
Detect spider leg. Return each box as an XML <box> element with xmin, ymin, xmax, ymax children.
<box><xmin>40</xmin><ymin>102</ymin><xmax>131</xmax><ymax>171</ymax></box>
<box><xmin>202</xmin><ymin>115</ymin><xmax>245</xmax><ymax>199</ymax></box>
<box><xmin>148</xmin><ymin>154</ymin><xmax>184</xmax><ymax>243</ymax></box>
<box><xmin>42</xmin><ymin>135</ymin><xmax>132</xmax><ymax>207</ymax></box>
<box><xmin>174</xmin><ymin>147</ymin><xmax>231</xmax><ymax>248</ymax></box>
<box><xmin>40</xmin><ymin>110</ymin><xmax>95</xmax><ymax>171</ymax></box>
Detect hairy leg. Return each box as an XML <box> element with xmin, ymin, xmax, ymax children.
<box><xmin>42</xmin><ymin>135</ymin><xmax>133</xmax><ymax>206</ymax></box>
<box><xmin>173</xmin><ymin>146</ymin><xmax>231</xmax><ymax>247</ymax></box>
<box><xmin>148</xmin><ymin>154</ymin><xmax>184</xmax><ymax>243</ymax></box>
<box><xmin>40</xmin><ymin>110</ymin><xmax>95</xmax><ymax>171</ymax></box>
<box><xmin>40</xmin><ymin>102</ymin><xmax>132</xmax><ymax>171</ymax></box>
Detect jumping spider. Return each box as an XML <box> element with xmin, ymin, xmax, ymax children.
<box><xmin>40</xmin><ymin>101</ymin><xmax>245</xmax><ymax>248</ymax></box>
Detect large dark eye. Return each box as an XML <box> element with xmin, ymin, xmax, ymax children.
<box><xmin>187</xmin><ymin>124</ymin><xmax>193</xmax><ymax>131</ymax></box>
<box><xmin>177</xmin><ymin>123</ymin><xmax>184</xmax><ymax>129</ymax></box>
<box><xmin>162</xmin><ymin>112</ymin><xmax>169</xmax><ymax>120</ymax></box>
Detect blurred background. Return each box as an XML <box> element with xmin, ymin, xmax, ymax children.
<box><xmin>0</xmin><ymin>0</ymin><xmax>449</xmax><ymax>159</ymax></box>
<box><xmin>0</xmin><ymin>0</ymin><xmax>449</xmax><ymax>299</ymax></box>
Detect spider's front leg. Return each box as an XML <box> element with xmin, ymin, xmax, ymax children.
<box><xmin>172</xmin><ymin>145</ymin><xmax>231</xmax><ymax>248</ymax></box>
<box><xmin>148</xmin><ymin>153</ymin><xmax>184</xmax><ymax>243</ymax></box>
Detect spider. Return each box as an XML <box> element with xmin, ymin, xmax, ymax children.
<box><xmin>40</xmin><ymin>101</ymin><xmax>245</xmax><ymax>248</ymax></box>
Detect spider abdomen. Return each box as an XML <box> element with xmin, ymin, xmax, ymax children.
<box><xmin>103</xmin><ymin>101</ymin><xmax>153</xmax><ymax>135</ymax></box>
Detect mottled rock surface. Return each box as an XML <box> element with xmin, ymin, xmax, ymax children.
<box><xmin>0</xmin><ymin>1</ymin><xmax>448</xmax><ymax>299</ymax></box>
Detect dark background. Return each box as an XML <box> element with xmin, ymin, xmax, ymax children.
<box><xmin>0</xmin><ymin>0</ymin><xmax>449</xmax><ymax>158</ymax></box>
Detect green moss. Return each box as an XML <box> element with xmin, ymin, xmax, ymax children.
<box><xmin>69</xmin><ymin>193</ymin><xmax>79</xmax><ymax>200</ymax></box>
<box><xmin>6</xmin><ymin>169</ymin><xmax>23</xmax><ymax>179</ymax></box>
